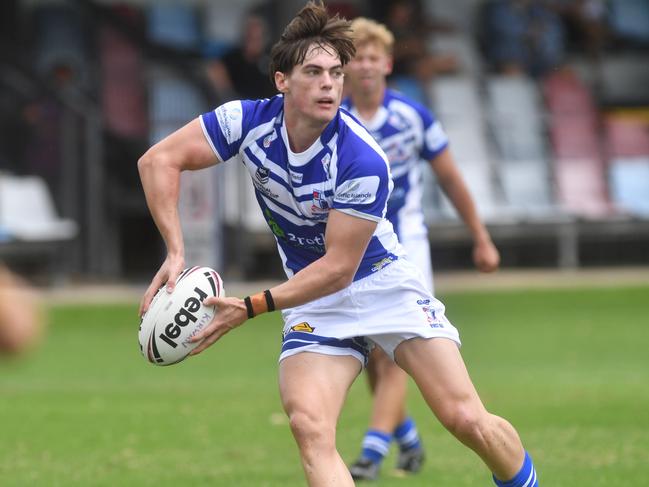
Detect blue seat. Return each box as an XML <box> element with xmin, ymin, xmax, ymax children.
<box><xmin>609</xmin><ymin>159</ymin><xmax>649</xmax><ymax>216</ymax></box>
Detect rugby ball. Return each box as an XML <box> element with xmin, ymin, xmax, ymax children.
<box><xmin>138</xmin><ymin>266</ymin><xmax>224</xmax><ymax>366</ymax></box>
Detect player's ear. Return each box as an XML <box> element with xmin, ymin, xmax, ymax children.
<box><xmin>275</xmin><ymin>71</ymin><xmax>289</xmax><ymax>93</ymax></box>
<box><xmin>385</xmin><ymin>55</ymin><xmax>394</xmax><ymax>76</ymax></box>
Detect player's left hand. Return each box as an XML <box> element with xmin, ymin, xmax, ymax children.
<box><xmin>189</xmin><ymin>296</ymin><xmax>249</xmax><ymax>355</ymax></box>
<box><xmin>473</xmin><ymin>239</ymin><xmax>500</xmax><ymax>273</ymax></box>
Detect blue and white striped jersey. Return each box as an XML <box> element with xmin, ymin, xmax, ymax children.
<box><xmin>342</xmin><ymin>89</ymin><xmax>449</xmax><ymax>240</ymax></box>
<box><xmin>200</xmin><ymin>95</ymin><xmax>403</xmax><ymax>281</ymax></box>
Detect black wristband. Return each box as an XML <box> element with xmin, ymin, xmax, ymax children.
<box><xmin>244</xmin><ymin>296</ymin><xmax>254</xmax><ymax>319</ymax></box>
<box><xmin>264</xmin><ymin>289</ymin><xmax>275</xmax><ymax>312</ymax></box>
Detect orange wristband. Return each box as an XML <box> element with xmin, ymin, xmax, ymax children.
<box><xmin>249</xmin><ymin>292</ymin><xmax>268</xmax><ymax>317</ymax></box>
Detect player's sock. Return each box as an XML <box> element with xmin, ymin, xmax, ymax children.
<box><xmin>394</xmin><ymin>417</ymin><xmax>421</xmax><ymax>452</ymax></box>
<box><xmin>360</xmin><ymin>429</ymin><xmax>392</xmax><ymax>464</ymax></box>
<box><xmin>493</xmin><ymin>451</ymin><xmax>539</xmax><ymax>487</ymax></box>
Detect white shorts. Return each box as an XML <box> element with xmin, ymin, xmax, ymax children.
<box><xmin>400</xmin><ymin>233</ymin><xmax>434</xmax><ymax>294</ymax></box>
<box><xmin>279</xmin><ymin>258</ymin><xmax>460</xmax><ymax>366</ymax></box>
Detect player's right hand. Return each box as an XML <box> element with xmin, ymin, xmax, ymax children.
<box><xmin>139</xmin><ymin>254</ymin><xmax>185</xmax><ymax>317</ymax></box>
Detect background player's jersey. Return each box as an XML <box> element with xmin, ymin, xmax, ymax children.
<box><xmin>342</xmin><ymin>89</ymin><xmax>448</xmax><ymax>240</ymax></box>
<box><xmin>200</xmin><ymin>95</ymin><xmax>403</xmax><ymax>281</ymax></box>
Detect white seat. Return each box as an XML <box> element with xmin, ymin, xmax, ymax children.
<box><xmin>0</xmin><ymin>174</ymin><xmax>78</xmax><ymax>241</ymax></box>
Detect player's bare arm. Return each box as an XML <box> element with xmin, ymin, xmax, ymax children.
<box><xmin>431</xmin><ymin>149</ymin><xmax>500</xmax><ymax>272</ymax></box>
<box><xmin>190</xmin><ymin>209</ymin><xmax>377</xmax><ymax>354</ymax></box>
<box><xmin>138</xmin><ymin>118</ymin><xmax>221</xmax><ymax>315</ymax></box>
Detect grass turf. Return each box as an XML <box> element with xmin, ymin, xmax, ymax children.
<box><xmin>1</xmin><ymin>285</ymin><xmax>648</xmax><ymax>486</ymax></box>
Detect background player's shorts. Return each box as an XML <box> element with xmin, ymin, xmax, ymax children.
<box><xmin>279</xmin><ymin>258</ymin><xmax>460</xmax><ymax>366</ymax></box>
<box><xmin>400</xmin><ymin>233</ymin><xmax>434</xmax><ymax>294</ymax></box>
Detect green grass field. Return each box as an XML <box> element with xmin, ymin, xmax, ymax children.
<box><xmin>1</xmin><ymin>285</ymin><xmax>648</xmax><ymax>486</ymax></box>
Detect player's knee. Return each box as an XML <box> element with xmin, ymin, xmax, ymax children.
<box><xmin>438</xmin><ymin>404</ymin><xmax>487</xmax><ymax>446</ymax></box>
<box><xmin>287</xmin><ymin>409</ymin><xmax>335</xmax><ymax>451</ymax></box>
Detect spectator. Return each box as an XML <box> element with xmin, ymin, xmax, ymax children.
<box><xmin>205</xmin><ymin>9</ymin><xmax>276</xmax><ymax>101</ymax></box>
<box><xmin>479</xmin><ymin>0</ymin><xmax>565</xmax><ymax>77</ymax></box>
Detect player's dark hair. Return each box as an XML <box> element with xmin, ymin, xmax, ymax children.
<box><xmin>269</xmin><ymin>1</ymin><xmax>355</xmax><ymax>82</ymax></box>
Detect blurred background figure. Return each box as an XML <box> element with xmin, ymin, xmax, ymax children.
<box><xmin>369</xmin><ymin>0</ymin><xmax>459</xmax><ymax>103</ymax></box>
<box><xmin>0</xmin><ymin>264</ymin><xmax>44</xmax><ymax>356</ymax></box>
<box><xmin>478</xmin><ymin>0</ymin><xmax>566</xmax><ymax>77</ymax></box>
<box><xmin>204</xmin><ymin>7</ymin><xmax>276</xmax><ymax>101</ymax></box>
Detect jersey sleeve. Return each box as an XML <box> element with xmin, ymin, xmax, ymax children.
<box><xmin>418</xmin><ymin>106</ymin><xmax>449</xmax><ymax>161</ymax></box>
<box><xmin>200</xmin><ymin>100</ymin><xmax>253</xmax><ymax>162</ymax></box>
<box><xmin>332</xmin><ymin>135</ymin><xmax>392</xmax><ymax>223</ymax></box>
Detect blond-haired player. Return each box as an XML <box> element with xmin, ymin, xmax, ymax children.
<box><xmin>343</xmin><ymin>17</ymin><xmax>501</xmax><ymax>480</ymax></box>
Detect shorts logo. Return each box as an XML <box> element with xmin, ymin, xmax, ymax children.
<box><xmin>291</xmin><ymin>322</ymin><xmax>315</xmax><ymax>333</ymax></box>
<box><xmin>419</xmin><ymin>302</ymin><xmax>444</xmax><ymax>329</ymax></box>
<box><xmin>371</xmin><ymin>255</ymin><xmax>396</xmax><ymax>272</ymax></box>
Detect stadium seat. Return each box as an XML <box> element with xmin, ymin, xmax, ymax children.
<box><xmin>605</xmin><ymin>115</ymin><xmax>649</xmax><ymax>216</ymax></box>
<box><xmin>148</xmin><ymin>70</ymin><xmax>204</xmax><ymax>142</ymax></box>
<box><xmin>146</xmin><ymin>4</ymin><xmax>200</xmax><ymax>50</ymax></box>
<box><xmin>555</xmin><ymin>158</ymin><xmax>613</xmax><ymax>218</ymax></box>
<box><xmin>609</xmin><ymin>0</ymin><xmax>649</xmax><ymax>43</ymax></box>
<box><xmin>609</xmin><ymin>158</ymin><xmax>649</xmax><ymax>216</ymax></box>
<box><xmin>429</xmin><ymin>76</ymin><xmax>503</xmax><ymax>220</ymax></box>
<box><xmin>487</xmin><ymin>75</ymin><xmax>546</xmax><ymax>161</ymax></box>
<box><xmin>0</xmin><ymin>174</ymin><xmax>77</xmax><ymax>242</ymax></box>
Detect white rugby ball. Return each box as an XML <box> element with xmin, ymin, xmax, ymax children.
<box><xmin>138</xmin><ymin>266</ymin><xmax>224</xmax><ymax>366</ymax></box>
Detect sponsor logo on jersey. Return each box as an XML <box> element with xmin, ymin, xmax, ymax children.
<box><xmin>291</xmin><ymin>322</ymin><xmax>315</xmax><ymax>333</ymax></box>
<box><xmin>290</xmin><ymin>171</ymin><xmax>303</xmax><ymax>184</ymax></box>
<box><xmin>263</xmin><ymin>129</ymin><xmax>277</xmax><ymax>148</ymax></box>
<box><xmin>263</xmin><ymin>209</ymin><xmax>325</xmax><ymax>253</ymax></box>
<box><xmin>255</xmin><ymin>166</ymin><xmax>270</xmax><ymax>184</ymax></box>
<box><xmin>389</xmin><ymin>113</ymin><xmax>408</xmax><ymax>131</ymax></box>
<box><xmin>417</xmin><ymin>299</ymin><xmax>430</xmax><ymax>305</ymax></box>
<box><xmin>253</xmin><ymin>167</ymin><xmax>279</xmax><ymax>198</ymax></box>
<box><xmin>215</xmin><ymin>101</ymin><xmax>242</xmax><ymax>144</ymax></box>
<box><xmin>287</xmin><ymin>232</ymin><xmax>325</xmax><ymax>252</ymax></box>
<box><xmin>371</xmin><ymin>255</ymin><xmax>396</xmax><ymax>272</ymax></box>
<box><xmin>264</xmin><ymin>208</ymin><xmax>285</xmax><ymax>239</ymax></box>
<box><xmin>334</xmin><ymin>176</ymin><xmax>379</xmax><ymax>205</ymax></box>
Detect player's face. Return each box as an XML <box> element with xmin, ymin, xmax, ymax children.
<box><xmin>276</xmin><ymin>44</ymin><xmax>344</xmax><ymax>125</ymax></box>
<box><xmin>345</xmin><ymin>41</ymin><xmax>392</xmax><ymax>95</ymax></box>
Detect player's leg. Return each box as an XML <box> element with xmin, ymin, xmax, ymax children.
<box><xmin>0</xmin><ymin>265</ymin><xmax>43</xmax><ymax>355</ymax></box>
<box><xmin>395</xmin><ymin>337</ymin><xmax>538</xmax><ymax>486</ymax></box>
<box><xmin>349</xmin><ymin>346</ymin><xmax>409</xmax><ymax>479</ymax></box>
<box><xmin>391</xmin><ymin>235</ymin><xmax>431</xmax><ymax>468</ymax></box>
<box><xmin>279</xmin><ymin>351</ymin><xmax>361</xmax><ymax>487</ymax></box>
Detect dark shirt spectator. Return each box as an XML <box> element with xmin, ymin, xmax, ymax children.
<box><xmin>205</xmin><ymin>11</ymin><xmax>276</xmax><ymax>101</ymax></box>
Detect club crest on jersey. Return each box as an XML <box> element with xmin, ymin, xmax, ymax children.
<box><xmin>291</xmin><ymin>322</ymin><xmax>315</xmax><ymax>333</ymax></box>
<box><xmin>255</xmin><ymin>166</ymin><xmax>270</xmax><ymax>185</ymax></box>
<box><xmin>263</xmin><ymin>130</ymin><xmax>277</xmax><ymax>148</ymax></box>
<box><xmin>311</xmin><ymin>189</ymin><xmax>329</xmax><ymax>214</ymax></box>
